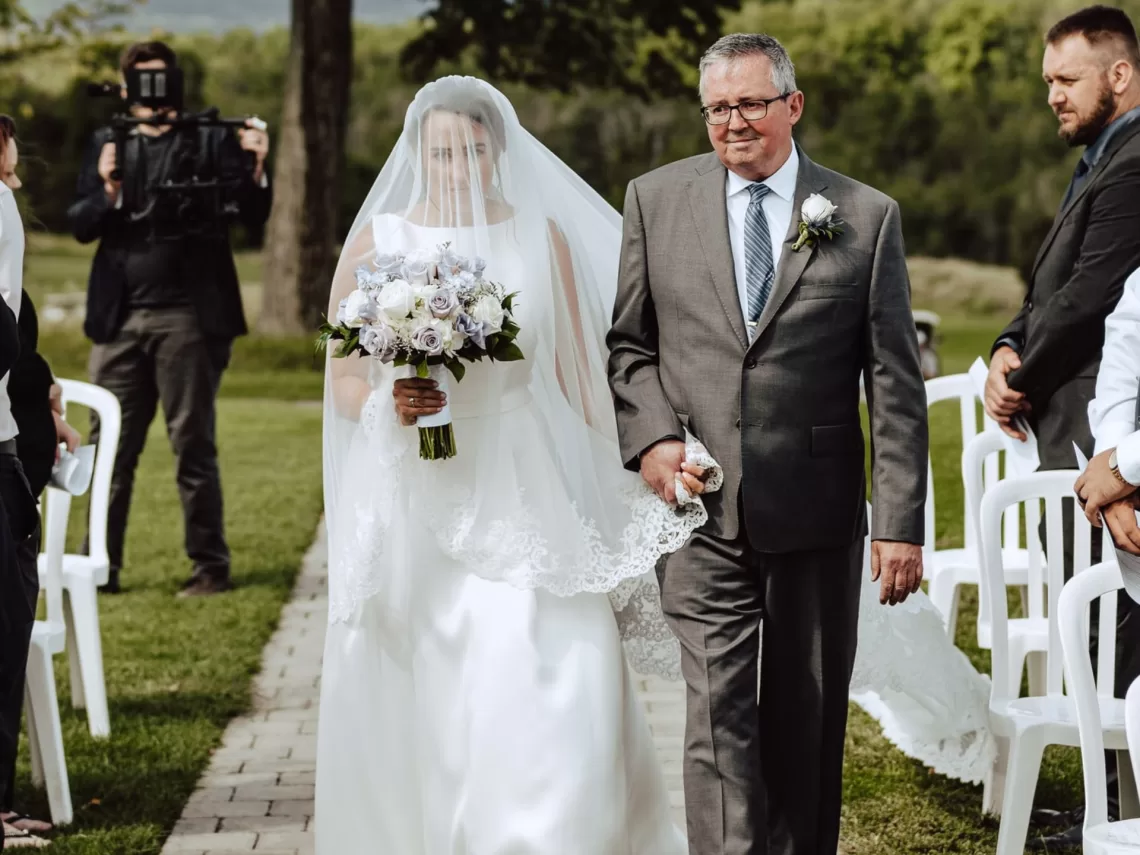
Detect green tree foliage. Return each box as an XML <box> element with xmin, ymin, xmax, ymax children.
<box><xmin>9</xmin><ymin>0</ymin><xmax>1140</xmax><ymax>279</ymax></box>
<box><xmin>399</xmin><ymin>0</ymin><xmax>742</xmax><ymax>96</ymax></box>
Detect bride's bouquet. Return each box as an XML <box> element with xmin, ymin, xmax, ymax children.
<box><xmin>318</xmin><ymin>243</ymin><xmax>524</xmax><ymax>460</ymax></box>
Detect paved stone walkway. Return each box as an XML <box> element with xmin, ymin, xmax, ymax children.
<box><xmin>161</xmin><ymin>523</ymin><xmax>689</xmax><ymax>854</ymax></box>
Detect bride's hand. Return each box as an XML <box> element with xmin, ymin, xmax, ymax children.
<box><xmin>393</xmin><ymin>377</ymin><xmax>447</xmax><ymax>426</ymax></box>
<box><xmin>679</xmin><ymin>462</ymin><xmax>709</xmax><ymax>496</ymax></box>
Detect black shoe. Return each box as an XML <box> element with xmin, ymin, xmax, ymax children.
<box><xmin>1031</xmin><ymin>805</ymin><xmax>1084</xmax><ymax>829</ymax></box>
<box><xmin>98</xmin><ymin>569</ymin><xmax>121</xmax><ymax>595</ymax></box>
<box><xmin>1025</xmin><ymin>821</ymin><xmax>1084</xmax><ymax>850</ymax></box>
<box><xmin>176</xmin><ymin>574</ymin><xmax>233</xmax><ymax>598</ymax></box>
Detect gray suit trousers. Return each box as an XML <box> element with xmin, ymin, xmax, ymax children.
<box><xmin>659</xmin><ymin>529</ymin><xmax>864</xmax><ymax>855</ymax></box>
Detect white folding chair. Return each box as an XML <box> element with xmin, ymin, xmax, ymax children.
<box><xmin>24</xmin><ymin>487</ymin><xmax>74</xmax><ymax>826</ymax></box>
<box><xmin>959</xmin><ymin>430</ymin><xmax>1049</xmax><ymax>691</ymax></box>
<box><xmin>1060</xmin><ymin>562</ymin><xmax>1140</xmax><ymax>853</ymax></box>
<box><xmin>923</xmin><ymin>373</ymin><xmax>990</xmax><ymax>636</ymax></box>
<box><xmin>37</xmin><ymin>378</ymin><xmax>119</xmax><ymax>738</ymax></box>
<box><xmin>1127</xmin><ymin>677</ymin><xmax>1140</xmax><ymax>792</ymax></box>
<box><xmin>980</xmin><ymin>471</ymin><xmax>1104</xmax><ymax>847</ymax></box>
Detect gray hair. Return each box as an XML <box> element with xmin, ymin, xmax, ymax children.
<box><xmin>699</xmin><ymin>33</ymin><xmax>797</xmax><ymax>100</ymax></box>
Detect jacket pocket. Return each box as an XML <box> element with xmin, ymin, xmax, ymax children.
<box><xmin>797</xmin><ymin>282</ymin><xmax>858</xmax><ymax>301</ymax></box>
<box><xmin>811</xmin><ymin>423</ymin><xmax>864</xmax><ymax>457</ymax></box>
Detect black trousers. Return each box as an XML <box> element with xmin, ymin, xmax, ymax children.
<box><xmin>0</xmin><ymin>453</ymin><xmax>41</xmax><ymax>849</ymax></box>
<box><xmin>88</xmin><ymin>307</ymin><xmax>232</xmax><ymax>583</ymax></box>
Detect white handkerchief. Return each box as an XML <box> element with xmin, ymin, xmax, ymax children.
<box><xmin>969</xmin><ymin>357</ymin><xmax>1039</xmax><ymax>476</ymax></box>
<box><xmin>674</xmin><ymin>432</ymin><xmax>724</xmax><ymax>507</ymax></box>
<box><xmin>1074</xmin><ymin>443</ymin><xmax>1140</xmax><ymax>604</ymax></box>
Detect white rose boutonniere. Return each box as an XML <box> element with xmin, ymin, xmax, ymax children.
<box><xmin>793</xmin><ymin>193</ymin><xmax>844</xmax><ymax>252</ymax></box>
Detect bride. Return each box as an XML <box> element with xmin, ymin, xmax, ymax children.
<box><xmin>315</xmin><ymin>76</ymin><xmax>993</xmax><ymax>853</ymax></box>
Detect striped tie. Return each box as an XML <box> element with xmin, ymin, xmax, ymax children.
<box><xmin>744</xmin><ymin>182</ymin><xmax>775</xmax><ymax>338</ymax></box>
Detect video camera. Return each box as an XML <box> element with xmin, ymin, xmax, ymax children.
<box><xmin>86</xmin><ymin>66</ymin><xmax>266</xmax><ymax>242</ymax></box>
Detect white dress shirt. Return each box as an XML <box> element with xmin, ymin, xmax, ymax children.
<box><xmin>0</xmin><ymin>185</ymin><xmax>23</xmax><ymax>444</ymax></box>
<box><xmin>726</xmin><ymin>145</ymin><xmax>799</xmax><ymax>321</ymax></box>
<box><xmin>1090</xmin><ymin>266</ymin><xmax>1140</xmax><ymax>482</ymax></box>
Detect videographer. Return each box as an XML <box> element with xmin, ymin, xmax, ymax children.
<box><xmin>68</xmin><ymin>41</ymin><xmax>272</xmax><ymax>598</ymax></box>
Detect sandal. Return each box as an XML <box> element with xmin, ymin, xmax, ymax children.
<box><xmin>2</xmin><ymin>822</ymin><xmax>50</xmax><ymax>848</ymax></box>
<box><xmin>0</xmin><ymin>813</ymin><xmax>52</xmax><ymax>834</ymax></box>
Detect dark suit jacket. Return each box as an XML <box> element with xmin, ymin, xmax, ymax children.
<box><xmin>0</xmin><ymin>299</ymin><xmax>16</xmax><ymax>379</ymax></box>
<box><xmin>67</xmin><ymin>125</ymin><xmax>272</xmax><ymax>344</ymax></box>
<box><xmin>996</xmin><ymin>121</ymin><xmax>1140</xmax><ymax>469</ymax></box>
<box><xmin>9</xmin><ymin>295</ymin><xmax>56</xmax><ymax>496</ymax></box>
<box><xmin>607</xmin><ymin>149</ymin><xmax>928</xmax><ymax>551</ymax></box>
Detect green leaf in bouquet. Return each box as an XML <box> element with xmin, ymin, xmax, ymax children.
<box><xmin>445</xmin><ymin>360</ymin><xmax>466</xmax><ymax>382</ymax></box>
<box><xmin>492</xmin><ymin>341</ymin><xmax>525</xmax><ymax>363</ymax></box>
<box><xmin>416</xmin><ymin>360</ymin><xmax>431</xmax><ymax>379</ymax></box>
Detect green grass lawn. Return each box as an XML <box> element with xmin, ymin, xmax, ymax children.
<box><xmin>13</xmin><ymin>399</ymin><xmax>324</xmax><ymax>855</ymax></box>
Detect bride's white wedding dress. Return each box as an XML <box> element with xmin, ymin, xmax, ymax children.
<box><xmin>316</xmin><ymin>213</ymin><xmax>689</xmax><ymax>854</ymax></box>
<box><xmin>316</xmin><ymin>75</ymin><xmax>995</xmax><ymax>855</ymax></box>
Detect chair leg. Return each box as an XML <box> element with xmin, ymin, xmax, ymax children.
<box><xmin>63</xmin><ymin>591</ymin><xmax>86</xmax><ymax>710</ymax></box>
<box><xmin>23</xmin><ymin>683</ymin><xmax>42</xmax><ymax>788</ymax></box>
<box><xmin>68</xmin><ymin>578</ymin><xmax>110</xmax><ymax>738</ymax></box>
<box><xmin>994</xmin><ymin>729</ymin><xmax>1046</xmax><ymax>855</ymax></box>
<box><xmin>23</xmin><ymin>641</ymin><xmax>73</xmax><ymax>826</ymax></box>
<box><xmin>928</xmin><ymin>574</ymin><xmax>961</xmax><ymax>638</ymax></box>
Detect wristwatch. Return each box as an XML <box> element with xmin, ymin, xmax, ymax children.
<box><xmin>1109</xmin><ymin>449</ymin><xmax>1135</xmax><ymax>487</ymax></box>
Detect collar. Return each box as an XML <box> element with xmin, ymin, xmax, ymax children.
<box><xmin>1084</xmin><ymin>104</ymin><xmax>1140</xmax><ymax>168</ymax></box>
<box><xmin>725</xmin><ymin>144</ymin><xmax>799</xmax><ymax>202</ymax></box>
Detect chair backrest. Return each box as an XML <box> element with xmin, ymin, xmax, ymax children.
<box><xmin>39</xmin><ymin>487</ymin><xmax>71</xmax><ymax>630</ymax></box>
<box><xmin>57</xmin><ymin>378</ymin><xmax>121</xmax><ymax>564</ymax></box>
<box><xmin>1126</xmin><ymin>676</ymin><xmax>1140</xmax><ymax>797</ymax></box>
<box><xmin>962</xmin><ymin>429</ymin><xmax>1022</xmax><ymax>555</ymax></box>
<box><xmin>1058</xmin><ymin>561</ymin><xmax>1125</xmax><ymax>831</ymax></box>
<box><xmin>980</xmin><ymin>470</ymin><xmax>1097</xmax><ymax>705</ymax></box>
<box><xmin>923</xmin><ymin>373</ymin><xmax>989</xmax><ymax>558</ymax></box>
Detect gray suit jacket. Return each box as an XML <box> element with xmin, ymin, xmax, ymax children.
<box><xmin>606</xmin><ymin>148</ymin><xmax>928</xmax><ymax>551</ymax></box>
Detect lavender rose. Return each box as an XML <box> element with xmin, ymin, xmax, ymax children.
<box><xmin>456</xmin><ymin>313</ymin><xmax>486</xmax><ymax>350</ymax></box>
<box><xmin>411</xmin><ymin>324</ymin><xmax>445</xmax><ymax>356</ymax></box>
<box><xmin>428</xmin><ymin>287</ymin><xmax>460</xmax><ymax>319</ymax></box>
<box><xmin>359</xmin><ymin>324</ymin><xmax>399</xmax><ymax>363</ymax></box>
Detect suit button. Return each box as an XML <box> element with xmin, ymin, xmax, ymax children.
<box><xmin>745</xmin><ymin>358</ymin><xmax>758</xmax><ymax>369</ymax></box>
<box><xmin>1027</xmin><ymin>301</ymin><xmax>1034</xmax><ymax>311</ymax></box>
<box><xmin>735</xmin><ymin>418</ymin><xmax>740</xmax><ymax>428</ymax></box>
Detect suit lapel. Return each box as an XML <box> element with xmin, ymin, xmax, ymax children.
<box><xmin>748</xmin><ymin>150</ymin><xmax>828</xmax><ymax>346</ymax></box>
<box><xmin>1030</xmin><ymin>120</ymin><xmax>1140</xmax><ymax>282</ymax></box>
<box><xmin>687</xmin><ymin>157</ymin><xmax>749</xmax><ymax>348</ymax></box>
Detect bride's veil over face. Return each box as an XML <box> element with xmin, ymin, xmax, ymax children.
<box><xmin>323</xmin><ymin>77</ymin><xmax>686</xmax><ymax>663</ymax></box>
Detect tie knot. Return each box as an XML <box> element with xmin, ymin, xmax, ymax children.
<box><xmin>748</xmin><ymin>182</ymin><xmax>771</xmax><ymax>202</ymax></box>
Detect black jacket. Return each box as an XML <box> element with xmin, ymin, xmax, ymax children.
<box><xmin>67</xmin><ymin>124</ymin><xmax>272</xmax><ymax>344</ymax></box>
<box><xmin>9</xmin><ymin>295</ymin><xmax>56</xmax><ymax>496</ymax></box>
<box><xmin>995</xmin><ymin>120</ymin><xmax>1140</xmax><ymax>469</ymax></box>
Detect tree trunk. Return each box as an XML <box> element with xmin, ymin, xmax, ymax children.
<box><xmin>259</xmin><ymin>0</ymin><xmax>353</xmax><ymax>334</ymax></box>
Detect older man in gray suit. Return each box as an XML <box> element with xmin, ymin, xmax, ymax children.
<box><xmin>607</xmin><ymin>33</ymin><xmax>929</xmax><ymax>855</ymax></box>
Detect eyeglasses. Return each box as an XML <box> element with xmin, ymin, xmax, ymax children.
<box><xmin>700</xmin><ymin>94</ymin><xmax>791</xmax><ymax>125</ymax></box>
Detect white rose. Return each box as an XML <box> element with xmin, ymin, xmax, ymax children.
<box><xmin>801</xmin><ymin>193</ymin><xmax>838</xmax><ymax>226</ymax></box>
<box><xmin>470</xmin><ymin>294</ymin><xmax>506</xmax><ymax>333</ymax></box>
<box><xmin>376</xmin><ymin>279</ymin><xmax>416</xmax><ymax>320</ymax></box>
<box><xmin>341</xmin><ymin>289</ymin><xmax>379</xmax><ymax>329</ymax></box>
